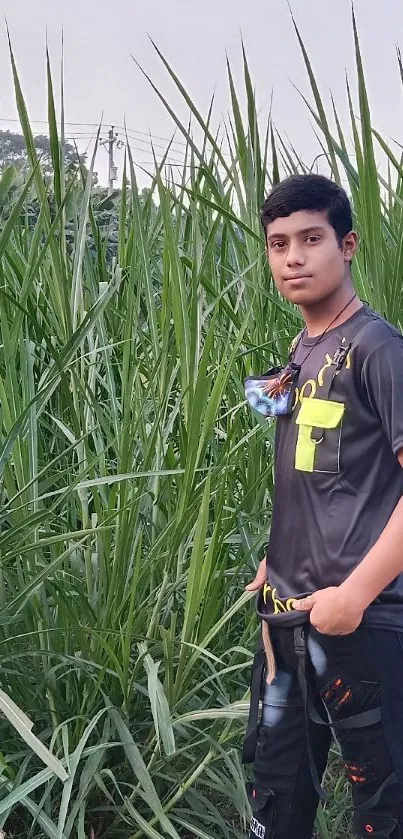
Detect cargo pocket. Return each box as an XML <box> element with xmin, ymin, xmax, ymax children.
<box><xmin>295</xmin><ymin>397</ymin><xmax>345</xmax><ymax>473</ymax></box>
<box><xmin>246</xmin><ymin>780</ymin><xmax>276</xmax><ymax>839</ymax></box>
<box><xmin>352</xmin><ymin>812</ymin><xmax>401</xmax><ymax>837</ymax></box>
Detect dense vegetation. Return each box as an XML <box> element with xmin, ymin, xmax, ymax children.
<box><xmin>0</xmin><ymin>14</ymin><xmax>401</xmax><ymax>838</ymax></box>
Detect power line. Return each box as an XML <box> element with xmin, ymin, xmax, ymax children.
<box><xmin>121</xmin><ymin>127</ymin><xmax>187</xmax><ymax>148</ymax></box>
<box><xmin>0</xmin><ymin>118</ymin><xmax>233</xmax><ymax>163</ymax></box>
<box><xmin>0</xmin><ymin>125</ymin><xmax>175</xmax><ymax>154</ymax></box>
<box><xmin>67</xmin><ymin>131</ymin><xmax>229</xmax><ymax>160</ymax></box>
<box><xmin>66</xmin><ymin>130</ymin><xmax>192</xmax><ymax>155</ymax></box>
<box><xmin>0</xmin><ymin>117</ymin><xmax>101</xmax><ymax>127</ymax></box>
<box><xmin>0</xmin><ymin>117</ymin><xmax>189</xmax><ymax>150</ymax></box>
<box><xmin>0</xmin><ymin>118</ymin><xmax>230</xmax><ymax>182</ymax></box>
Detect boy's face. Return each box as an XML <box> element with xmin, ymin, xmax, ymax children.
<box><xmin>265</xmin><ymin>209</ymin><xmax>357</xmax><ymax>307</ymax></box>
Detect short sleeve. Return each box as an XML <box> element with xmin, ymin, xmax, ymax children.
<box><xmin>361</xmin><ymin>336</ymin><xmax>403</xmax><ymax>455</ymax></box>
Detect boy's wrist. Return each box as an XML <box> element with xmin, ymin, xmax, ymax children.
<box><xmin>338</xmin><ymin>577</ymin><xmax>373</xmax><ymax>613</ymax></box>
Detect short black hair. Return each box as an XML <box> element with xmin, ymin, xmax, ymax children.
<box><xmin>260</xmin><ymin>174</ymin><xmax>353</xmax><ymax>245</ymax></box>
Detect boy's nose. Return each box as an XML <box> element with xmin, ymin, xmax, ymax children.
<box><xmin>286</xmin><ymin>244</ymin><xmax>305</xmax><ymax>267</ymax></box>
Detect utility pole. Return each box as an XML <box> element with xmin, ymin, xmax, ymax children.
<box><xmin>108</xmin><ymin>126</ymin><xmax>116</xmax><ymax>195</ymax></box>
<box><xmin>100</xmin><ymin>126</ymin><xmax>123</xmax><ymax>194</ymax></box>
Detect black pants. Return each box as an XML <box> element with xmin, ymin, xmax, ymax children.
<box><xmin>247</xmin><ymin>624</ymin><xmax>403</xmax><ymax>839</ymax></box>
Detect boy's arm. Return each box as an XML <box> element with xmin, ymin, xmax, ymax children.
<box><xmin>293</xmin><ymin>471</ymin><xmax>403</xmax><ymax>636</ymax></box>
<box><xmin>340</xmin><ymin>451</ymin><xmax>403</xmax><ymax>609</ymax></box>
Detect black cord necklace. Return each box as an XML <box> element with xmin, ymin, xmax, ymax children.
<box><xmin>292</xmin><ymin>292</ymin><xmax>358</xmax><ymax>367</ymax></box>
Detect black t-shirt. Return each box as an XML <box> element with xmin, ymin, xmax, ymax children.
<box><xmin>266</xmin><ymin>304</ymin><xmax>403</xmax><ymax>630</ymax></box>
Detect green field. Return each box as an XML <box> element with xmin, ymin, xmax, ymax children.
<box><xmin>0</xmin><ymin>14</ymin><xmax>401</xmax><ymax>838</ymax></box>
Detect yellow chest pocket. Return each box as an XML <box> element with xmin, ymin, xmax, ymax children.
<box><xmin>295</xmin><ymin>397</ymin><xmax>345</xmax><ymax>473</ymax></box>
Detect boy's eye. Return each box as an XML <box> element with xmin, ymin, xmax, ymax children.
<box><xmin>271</xmin><ymin>241</ymin><xmax>286</xmax><ymax>250</ymax></box>
<box><xmin>306</xmin><ymin>235</ymin><xmax>320</xmax><ymax>244</ymax></box>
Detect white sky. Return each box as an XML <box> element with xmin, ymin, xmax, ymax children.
<box><xmin>0</xmin><ymin>0</ymin><xmax>403</xmax><ymax>187</ymax></box>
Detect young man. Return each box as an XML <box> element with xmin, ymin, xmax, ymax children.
<box><xmin>243</xmin><ymin>174</ymin><xmax>403</xmax><ymax>839</ymax></box>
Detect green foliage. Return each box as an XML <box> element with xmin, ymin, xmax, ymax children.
<box><xmin>0</xmin><ymin>12</ymin><xmax>401</xmax><ymax>838</ymax></box>
<box><xmin>0</xmin><ymin>129</ymin><xmax>86</xmax><ymax>175</ymax></box>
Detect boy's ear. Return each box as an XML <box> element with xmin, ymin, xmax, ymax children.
<box><xmin>343</xmin><ymin>230</ymin><xmax>358</xmax><ymax>262</ymax></box>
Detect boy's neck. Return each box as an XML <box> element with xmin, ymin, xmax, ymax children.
<box><xmin>300</xmin><ymin>287</ymin><xmax>363</xmax><ymax>337</ymax></box>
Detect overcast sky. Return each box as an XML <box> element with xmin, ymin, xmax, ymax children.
<box><xmin>1</xmin><ymin>0</ymin><xmax>403</xmax><ymax>186</ymax></box>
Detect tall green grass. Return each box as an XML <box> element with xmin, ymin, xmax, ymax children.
<box><xmin>0</xmin><ymin>11</ymin><xmax>401</xmax><ymax>838</ymax></box>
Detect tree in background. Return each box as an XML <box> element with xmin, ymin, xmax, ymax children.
<box><xmin>0</xmin><ymin>133</ymin><xmax>160</xmax><ymax>267</ymax></box>
<box><xmin>0</xmin><ymin>129</ymin><xmax>86</xmax><ymax>174</ymax></box>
